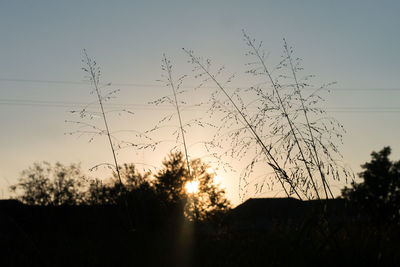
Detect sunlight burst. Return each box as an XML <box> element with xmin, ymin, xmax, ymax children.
<box><xmin>185</xmin><ymin>180</ymin><xmax>199</xmax><ymax>194</ymax></box>
<box><xmin>213</xmin><ymin>175</ymin><xmax>221</xmax><ymax>185</ymax></box>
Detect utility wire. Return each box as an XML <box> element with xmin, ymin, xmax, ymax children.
<box><xmin>1</xmin><ymin>98</ymin><xmax>400</xmax><ymax>109</ymax></box>
<box><xmin>1</xmin><ymin>78</ymin><xmax>400</xmax><ymax>91</ymax></box>
<box><xmin>1</xmin><ymin>100</ymin><xmax>400</xmax><ymax>113</ymax></box>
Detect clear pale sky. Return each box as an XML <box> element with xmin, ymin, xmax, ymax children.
<box><xmin>1</xmin><ymin>0</ymin><xmax>399</xmax><ymax>205</ymax></box>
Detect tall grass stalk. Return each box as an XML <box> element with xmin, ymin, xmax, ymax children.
<box><xmin>242</xmin><ymin>32</ymin><xmax>320</xmax><ymax>200</ymax></box>
<box><xmin>183</xmin><ymin>48</ymin><xmax>301</xmax><ymax>200</ymax></box>
<box><xmin>82</xmin><ymin>51</ymin><xmax>123</xmax><ymax>187</ymax></box>
<box><xmin>81</xmin><ymin>50</ymin><xmax>133</xmax><ymax>230</ymax></box>
<box><xmin>240</xmin><ymin>31</ymin><xmax>351</xmax><ymax>200</ymax></box>
<box><xmin>282</xmin><ymin>39</ymin><xmax>334</xmax><ymax>200</ymax></box>
<box><xmin>183</xmin><ymin>32</ymin><xmax>352</xmax><ymax>201</ymax></box>
<box><xmin>161</xmin><ymin>54</ymin><xmax>191</xmax><ymax>176</ymax></box>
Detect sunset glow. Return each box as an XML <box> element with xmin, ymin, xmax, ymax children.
<box><xmin>213</xmin><ymin>174</ymin><xmax>222</xmax><ymax>185</ymax></box>
<box><xmin>185</xmin><ymin>180</ymin><xmax>199</xmax><ymax>194</ymax></box>
<box><xmin>0</xmin><ymin>2</ymin><xmax>398</xmax><ymax>265</ymax></box>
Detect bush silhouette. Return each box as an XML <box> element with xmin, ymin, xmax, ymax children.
<box><xmin>342</xmin><ymin>147</ymin><xmax>400</xmax><ymax>222</ymax></box>
<box><xmin>10</xmin><ymin>162</ymin><xmax>86</xmax><ymax>205</ymax></box>
<box><xmin>85</xmin><ymin>163</ymin><xmax>152</xmax><ymax>205</ymax></box>
<box><xmin>154</xmin><ymin>151</ymin><xmax>230</xmax><ymax>221</ymax></box>
<box><xmin>10</xmin><ymin>153</ymin><xmax>230</xmax><ymax>223</ymax></box>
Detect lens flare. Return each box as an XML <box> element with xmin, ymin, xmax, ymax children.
<box><xmin>185</xmin><ymin>180</ymin><xmax>199</xmax><ymax>194</ymax></box>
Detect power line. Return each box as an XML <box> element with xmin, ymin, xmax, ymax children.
<box><xmin>2</xmin><ymin>98</ymin><xmax>400</xmax><ymax>109</ymax></box>
<box><xmin>0</xmin><ymin>98</ymin><xmax>151</xmax><ymax>106</ymax></box>
<box><xmin>1</xmin><ymin>99</ymin><xmax>400</xmax><ymax>113</ymax></box>
<box><xmin>0</xmin><ymin>78</ymin><xmax>159</xmax><ymax>88</ymax></box>
<box><xmin>1</xmin><ymin>78</ymin><xmax>400</xmax><ymax>91</ymax></box>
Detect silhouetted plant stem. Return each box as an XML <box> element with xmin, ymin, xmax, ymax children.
<box><xmin>243</xmin><ymin>32</ymin><xmax>321</xmax><ymax>200</ymax></box>
<box><xmin>82</xmin><ymin>50</ymin><xmax>134</xmax><ymax>230</ymax></box>
<box><xmin>183</xmin><ymin>48</ymin><xmax>302</xmax><ymax>200</ymax></box>
<box><xmin>162</xmin><ymin>54</ymin><xmax>191</xmax><ymax>177</ymax></box>
<box><xmin>283</xmin><ymin>39</ymin><xmax>334</xmax><ymax>200</ymax></box>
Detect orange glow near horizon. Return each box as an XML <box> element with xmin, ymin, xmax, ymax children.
<box><xmin>185</xmin><ymin>180</ymin><xmax>199</xmax><ymax>194</ymax></box>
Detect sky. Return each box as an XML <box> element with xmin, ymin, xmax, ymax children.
<box><xmin>0</xmin><ymin>0</ymin><xmax>399</xmax><ymax>206</ymax></box>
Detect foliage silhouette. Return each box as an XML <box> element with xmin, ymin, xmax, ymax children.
<box><xmin>10</xmin><ymin>162</ymin><xmax>86</xmax><ymax>206</ymax></box>
<box><xmin>85</xmin><ymin>163</ymin><xmax>151</xmax><ymax>205</ymax></box>
<box><xmin>154</xmin><ymin>151</ymin><xmax>230</xmax><ymax>221</ymax></box>
<box><xmin>10</xmin><ymin>154</ymin><xmax>230</xmax><ymax>223</ymax></box>
<box><xmin>83</xmin><ymin>163</ymin><xmax>167</xmax><ymax>226</ymax></box>
<box><xmin>342</xmin><ymin>146</ymin><xmax>400</xmax><ymax>222</ymax></box>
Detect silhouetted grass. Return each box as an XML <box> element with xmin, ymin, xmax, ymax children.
<box><xmin>183</xmin><ymin>32</ymin><xmax>353</xmax><ymax>202</ymax></box>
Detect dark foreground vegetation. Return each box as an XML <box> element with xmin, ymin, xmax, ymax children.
<box><xmin>1</xmin><ymin>198</ymin><xmax>399</xmax><ymax>267</ymax></box>
<box><xmin>1</xmin><ymin>147</ymin><xmax>399</xmax><ymax>266</ymax></box>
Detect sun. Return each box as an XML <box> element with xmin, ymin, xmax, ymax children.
<box><xmin>185</xmin><ymin>180</ymin><xmax>199</xmax><ymax>194</ymax></box>
<box><xmin>213</xmin><ymin>174</ymin><xmax>222</xmax><ymax>185</ymax></box>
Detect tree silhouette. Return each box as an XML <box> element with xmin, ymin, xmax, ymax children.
<box><xmin>85</xmin><ymin>165</ymin><xmax>157</xmax><ymax>209</ymax></box>
<box><xmin>342</xmin><ymin>147</ymin><xmax>400</xmax><ymax>222</ymax></box>
<box><xmin>86</xmin><ymin>163</ymin><xmax>152</xmax><ymax>205</ymax></box>
<box><xmin>154</xmin><ymin>151</ymin><xmax>230</xmax><ymax>221</ymax></box>
<box><xmin>84</xmin><ymin>163</ymin><xmax>166</xmax><ymax>226</ymax></box>
<box><xmin>10</xmin><ymin>162</ymin><xmax>86</xmax><ymax>205</ymax></box>
<box><xmin>9</xmin><ymin>155</ymin><xmax>230</xmax><ymax>223</ymax></box>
